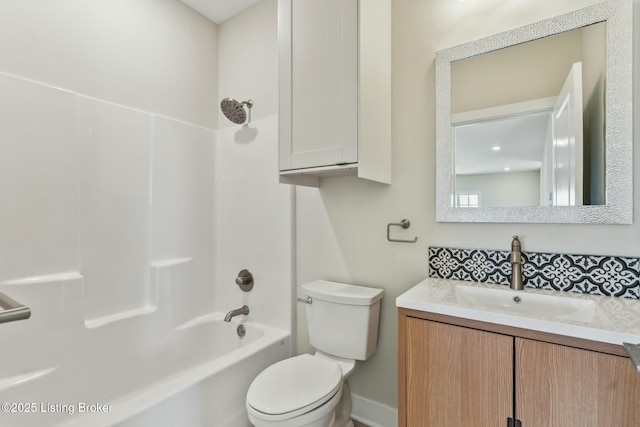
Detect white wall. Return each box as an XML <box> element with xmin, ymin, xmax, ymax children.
<box><xmin>218</xmin><ymin>0</ymin><xmax>279</xmax><ymax>127</ymax></box>
<box><xmin>452</xmin><ymin>28</ymin><xmax>582</xmax><ymax>113</ymax></box>
<box><xmin>215</xmin><ymin>0</ymin><xmax>293</xmax><ymax>331</ymax></box>
<box><xmin>0</xmin><ymin>0</ymin><xmax>219</xmax><ymax>129</ymax></box>
<box><xmin>295</xmin><ymin>0</ymin><xmax>637</xmax><ymax>412</ymax></box>
<box><xmin>456</xmin><ymin>171</ymin><xmax>541</xmax><ymax>207</ymax></box>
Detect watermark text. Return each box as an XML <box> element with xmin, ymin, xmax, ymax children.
<box><xmin>1</xmin><ymin>402</ymin><xmax>112</xmax><ymax>415</ymax></box>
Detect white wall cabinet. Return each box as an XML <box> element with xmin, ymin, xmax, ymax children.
<box><xmin>278</xmin><ymin>0</ymin><xmax>391</xmax><ymax>187</ymax></box>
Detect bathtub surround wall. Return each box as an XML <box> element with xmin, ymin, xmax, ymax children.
<box><xmin>215</xmin><ymin>116</ymin><xmax>293</xmax><ymax>330</ymax></box>
<box><xmin>295</xmin><ymin>0</ymin><xmax>639</xmax><ymax>423</ymax></box>
<box><xmin>0</xmin><ymin>70</ymin><xmax>218</xmax><ymax>324</ymax></box>
<box><xmin>0</xmin><ymin>0</ymin><xmax>291</xmax><ymax>425</ymax></box>
<box><xmin>215</xmin><ymin>0</ymin><xmax>292</xmax><ymax>332</ymax></box>
<box><xmin>0</xmin><ymin>1</ymin><xmax>219</xmax><ymax>298</ymax></box>
<box><xmin>428</xmin><ymin>247</ymin><xmax>640</xmax><ymax>299</ymax></box>
<box><xmin>0</xmin><ymin>0</ymin><xmax>290</xmax><ymax>329</ymax></box>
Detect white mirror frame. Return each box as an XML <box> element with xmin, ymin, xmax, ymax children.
<box><xmin>435</xmin><ymin>0</ymin><xmax>632</xmax><ymax>224</ymax></box>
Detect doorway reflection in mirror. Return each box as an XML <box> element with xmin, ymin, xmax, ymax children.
<box><xmin>451</xmin><ymin>22</ymin><xmax>605</xmax><ymax>208</ymax></box>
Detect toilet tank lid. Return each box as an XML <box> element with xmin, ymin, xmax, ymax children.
<box><xmin>302</xmin><ymin>280</ymin><xmax>384</xmax><ymax>306</ymax></box>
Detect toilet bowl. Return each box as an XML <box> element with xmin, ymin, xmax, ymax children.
<box><xmin>246</xmin><ymin>281</ymin><xmax>383</xmax><ymax>427</ymax></box>
<box><xmin>246</xmin><ymin>354</ymin><xmax>345</xmax><ymax>427</ymax></box>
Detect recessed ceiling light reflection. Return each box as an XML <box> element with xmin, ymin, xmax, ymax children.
<box><xmin>504</xmin><ymin>167</ymin><xmax>511</xmax><ymax>171</ymax></box>
<box><xmin>492</xmin><ymin>146</ymin><xmax>501</xmax><ymax>151</ymax></box>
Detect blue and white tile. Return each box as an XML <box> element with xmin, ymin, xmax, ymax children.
<box><xmin>429</xmin><ymin>246</ymin><xmax>640</xmax><ymax>299</ymax></box>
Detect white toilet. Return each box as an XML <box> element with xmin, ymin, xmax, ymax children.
<box><xmin>246</xmin><ymin>280</ymin><xmax>384</xmax><ymax>427</ymax></box>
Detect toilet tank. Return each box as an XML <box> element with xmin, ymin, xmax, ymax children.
<box><xmin>302</xmin><ymin>280</ymin><xmax>384</xmax><ymax>361</ymax></box>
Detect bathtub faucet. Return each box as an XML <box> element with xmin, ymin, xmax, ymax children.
<box><xmin>224</xmin><ymin>305</ymin><xmax>250</xmax><ymax>322</ymax></box>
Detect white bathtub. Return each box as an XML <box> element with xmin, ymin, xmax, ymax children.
<box><xmin>0</xmin><ymin>272</ymin><xmax>290</xmax><ymax>427</ymax></box>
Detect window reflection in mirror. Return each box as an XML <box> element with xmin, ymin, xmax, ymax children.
<box><xmin>450</xmin><ymin>22</ymin><xmax>605</xmax><ymax>208</ymax></box>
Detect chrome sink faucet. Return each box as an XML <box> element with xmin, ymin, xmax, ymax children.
<box><xmin>224</xmin><ymin>305</ymin><xmax>250</xmax><ymax>322</ymax></box>
<box><xmin>510</xmin><ymin>236</ymin><xmax>524</xmax><ymax>290</ymax></box>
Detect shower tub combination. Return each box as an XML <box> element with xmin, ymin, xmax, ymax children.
<box><xmin>0</xmin><ymin>60</ymin><xmax>292</xmax><ymax>425</ymax></box>
<box><xmin>0</xmin><ymin>270</ymin><xmax>289</xmax><ymax>427</ymax></box>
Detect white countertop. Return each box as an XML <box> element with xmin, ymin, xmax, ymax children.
<box><xmin>396</xmin><ymin>278</ymin><xmax>640</xmax><ymax>346</ymax></box>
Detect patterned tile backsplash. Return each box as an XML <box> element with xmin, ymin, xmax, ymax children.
<box><xmin>428</xmin><ymin>247</ymin><xmax>640</xmax><ymax>299</ymax></box>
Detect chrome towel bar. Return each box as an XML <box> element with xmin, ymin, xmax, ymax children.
<box><xmin>0</xmin><ymin>291</ymin><xmax>31</xmax><ymax>324</ymax></box>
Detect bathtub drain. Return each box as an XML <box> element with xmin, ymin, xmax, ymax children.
<box><xmin>237</xmin><ymin>324</ymin><xmax>246</xmax><ymax>338</ymax></box>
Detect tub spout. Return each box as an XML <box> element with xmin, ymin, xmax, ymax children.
<box><xmin>224</xmin><ymin>305</ymin><xmax>249</xmax><ymax>322</ymax></box>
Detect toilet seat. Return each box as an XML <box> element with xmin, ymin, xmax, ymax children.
<box><xmin>246</xmin><ymin>354</ymin><xmax>343</xmax><ymax>421</ymax></box>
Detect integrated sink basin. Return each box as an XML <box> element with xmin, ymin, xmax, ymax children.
<box><xmin>454</xmin><ymin>284</ymin><xmax>596</xmax><ymax>323</ymax></box>
<box><xmin>396</xmin><ymin>278</ymin><xmax>640</xmax><ymax>346</ymax></box>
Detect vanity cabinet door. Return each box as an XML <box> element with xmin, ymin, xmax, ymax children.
<box><xmin>404</xmin><ymin>318</ymin><xmax>513</xmax><ymax>426</ymax></box>
<box><xmin>515</xmin><ymin>338</ymin><xmax>640</xmax><ymax>427</ymax></box>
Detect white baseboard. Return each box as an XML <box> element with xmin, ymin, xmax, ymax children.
<box><xmin>350</xmin><ymin>394</ymin><xmax>398</xmax><ymax>427</ymax></box>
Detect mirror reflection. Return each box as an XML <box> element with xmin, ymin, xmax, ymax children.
<box><xmin>451</xmin><ymin>22</ymin><xmax>606</xmax><ymax>208</ymax></box>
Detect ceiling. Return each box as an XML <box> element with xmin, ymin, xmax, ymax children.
<box><xmin>454</xmin><ymin>112</ymin><xmax>550</xmax><ymax>176</ymax></box>
<box><xmin>180</xmin><ymin>0</ymin><xmax>262</xmax><ymax>24</ymax></box>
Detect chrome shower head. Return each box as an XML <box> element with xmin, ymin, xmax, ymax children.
<box><xmin>220</xmin><ymin>98</ymin><xmax>253</xmax><ymax>124</ymax></box>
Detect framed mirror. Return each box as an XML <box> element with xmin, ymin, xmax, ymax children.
<box><xmin>435</xmin><ymin>0</ymin><xmax>632</xmax><ymax>224</ymax></box>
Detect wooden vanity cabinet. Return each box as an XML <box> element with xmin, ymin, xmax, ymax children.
<box><xmin>398</xmin><ymin>308</ymin><xmax>640</xmax><ymax>427</ymax></box>
<box><xmin>516</xmin><ymin>338</ymin><xmax>640</xmax><ymax>426</ymax></box>
<box><xmin>403</xmin><ymin>316</ymin><xmax>513</xmax><ymax>426</ymax></box>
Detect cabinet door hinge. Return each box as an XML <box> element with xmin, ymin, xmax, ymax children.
<box><xmin>507</xmin><ymin>418</ymin><xmax>522</xmax><ymax>427</ymax></box>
